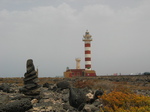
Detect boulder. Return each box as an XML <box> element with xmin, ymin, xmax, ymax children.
<box><xmin>69</xmin><ymin>87</ymin><xmax>86</xmax><ymax>111</ymax></box>
<box><xmin>57</xmin><ymin>81</ymin><xmax>70</xmax><ymax>90</ymax></box>
<box><xmin>0</xmin><ymin>99</ymin><xmax>32</xmax><ymax>112</ymax></box>
<box><xmin>0</xmin><ymin>83</ymin><xmax>10</xmax><ymax>93</ymax></box>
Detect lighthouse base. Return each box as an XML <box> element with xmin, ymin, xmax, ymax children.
<box><xmin>83</xmin><ymin>70</ymin><xmax>96</xmax><ymax>77</ymax></box>
<box><xmin>64</xmin><ymin>69</ymin><xmax>96</xmax><ymax>78</ymax></box>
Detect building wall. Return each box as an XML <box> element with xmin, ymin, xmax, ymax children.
<box><xmin>64</xmin><ymin>69</ymin><xmax>96</xmax><ymax>77</ymax></box>
<box><xmin>84</xmin><ymin>70</ymin><xmax>96</xmax><ymax>76</ymax></box>
<box><xmin>64</xmin><ymin>69</ymin><xmax>84</xmax><ymax>78</ymax></box>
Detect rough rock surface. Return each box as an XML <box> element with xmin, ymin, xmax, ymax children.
<box><xmin>0</xmin><ymin>94</ymin><xmax>9</xmax><ymax>106</ymax></box>
<box><xmin>57</xmin><ymin>81</ymin><xmax>70</xmax><ymax>90</ymax></box>
<box><xmin>0</xmin><ymin>80</ymin><xmax>103</xmax><ymax>112</ymax></box>
<box><xmin>1</xmin><ymin>75</ymin><xmax>150</xmax><ymax>112</ymax></box>
<box><xmin>0</xmin><ymin>83</ymin><xmax>10</xmax><ymax>93</ymax></box>
<box><xmin>0</xmin><ymin>99</ymin><xmax>32</xmax><ymax>112</ymax></box>
<box><xmin>69</xmin><ymin>87</ymin><xmax>86</xmax><ymax>110</ymax></box>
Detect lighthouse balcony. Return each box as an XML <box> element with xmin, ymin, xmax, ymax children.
<box><xmin>82</xmin><ymin>38</ymin><xmax>92</xmax><ymax>41</ymax></box>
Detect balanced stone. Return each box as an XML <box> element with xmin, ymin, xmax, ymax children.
<box><xmin>22</xmin><ymin>59</ymin><xmax>40</xmax><ymax>95</ymax></box>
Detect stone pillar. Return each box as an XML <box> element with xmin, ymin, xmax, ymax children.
<box><xmin>76</xmin><ymin>58</ymin><xmax>81</xmax><ymax>69</ymax></box>
<box><xmin>22</xmin><ymin>59</ymin><xmax>40</xmax><ymax>95</ymax></box>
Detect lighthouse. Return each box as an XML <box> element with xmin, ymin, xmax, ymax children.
<box><xmin>83</xmin><ymin>30</ymin><xmax>92</xmax><ymax>70</ymax></box>
<box><xmin>64</xmin><ymin>30</ymin><xmax>96</xmax><ymax>78</ymax></box>
<box><xmin>82</xmin><ymin>30</ymin><xmax>96</xmax><ymax>76</ymax></box>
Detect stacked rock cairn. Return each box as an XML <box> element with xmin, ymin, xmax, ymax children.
<box><xmin>22</xmin><ymin>59</ymin><xmax>40</xmax><ymax>95</ymax></box>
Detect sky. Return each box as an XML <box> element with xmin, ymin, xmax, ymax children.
<box><xmin>0</xmin><ymin>0</ymin><xmax>150</xmax><ymax>77</ymax></box>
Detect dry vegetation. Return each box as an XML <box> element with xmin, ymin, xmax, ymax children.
<box><xmin>101</xmin><ymin>87</ymin><xmax>150</xmax><ymax>112</ymax></box>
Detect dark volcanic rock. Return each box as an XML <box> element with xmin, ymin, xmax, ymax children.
<box><xmin>0</xmin><ymin>94</ymin><xmax>9</xmax><ymax>106</ymax></box>
<box><xmin>89</xmin><ymin>89</ymin><xmax>104</xmax><ymax>104</ymax></box>
<box><xmin>0</xmin><ymin>99</ymin><xmax>32</xmax><ymax>112</ymax></box>
<box><xmin>43</xmin><ymin>82</ymin><xmax>50</xmax><ymax>88</ymax></box>
<box><xmin>48</xmin><ymin>84</ymin><xmax>57</xmax><ymax>91</ymax></box>
<box><xmin>0</xmin><ymin>83</ymin><xmax>10</xmax><ymax>93</ymax></box>
<box><xmin>92</xmin><ymin>100</ymin><xmax>101</xmax><ymax>107</ymax></box>
<box><xmin>57</xmin><ymin>81</ymin><xmax>70</xmax><ymax>90</ymax></box>
<box><xmin>63</xmin><ymin>103</ymin><xmax>70</xmax><ymax>110</ymax></box>
<box><xmin>22</xmin><ymin>59</ymin><xmax>40</xmax><ymax>96</ymax></box>
<box><xmin>62</xmin><ymin>94</ymin><xmax>69</xmax><ymax>103</ymax></box>
<box><xmin>94</xmin><ymin>89</ymin><xmax>104</xmax><ymax>99</ymax></box>
<box><xmin>69</xmin><ymin>87</ymin><xmax>86</xmax><ymax>111</ymax></box>
<box><xmin>10</xmin><ymin>94</ymin><xmax>25</xmax><ymax>100</ymax></box>
<box><xmin>83</xmin><ymin>104</ymin><xmax>99</xmax><ymax>112</ymax></box>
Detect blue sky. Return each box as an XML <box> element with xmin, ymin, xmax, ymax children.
<box><xmin>0</xmin><ymin>0</ymin><xmax>150</xmax><ymax>77</ymax></box>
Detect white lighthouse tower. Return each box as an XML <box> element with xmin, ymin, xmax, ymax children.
<box><xmin>83</xmin><ymin>30</ymin><xmax>92</xmax><ymax>70</ymax></box>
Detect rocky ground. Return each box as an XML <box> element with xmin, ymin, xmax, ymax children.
<box><xmin>0</xmin><ymin>75</ymin><xmax>150</xmax><ymax>112</ymax></box>
<box><xmin>0</xmin><ymin>80</ymin><xmax>102</xmax><ymax>112</ymax></box>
